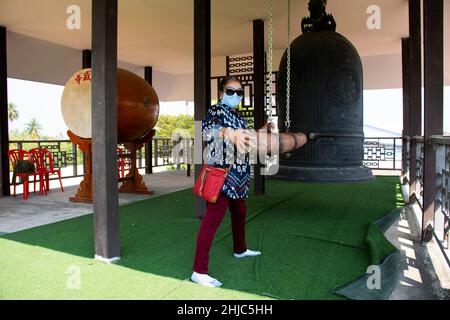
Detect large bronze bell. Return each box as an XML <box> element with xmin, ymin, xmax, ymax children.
<box><xmin>275</xmin><ymin>0</ymin><xmax>373</xmax><ymax>182</ymax></box>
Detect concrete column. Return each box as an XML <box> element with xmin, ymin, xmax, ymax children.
<box><xmin>253</xmin><ymin>19</ymin><xmax>265</xmax><ymax>196</ymax></box>
<box><xmin>408</xmin><ymin>0</ymin><xmax>423</xmax><ymax>203</ymax></box>
<box><xmin>193</xmin><ymin>0</ymin><xmax>211</xmax><ymax>219</ymax></box>
<box><xmin>92</xmin><ymin>0</ymin><xmax>120</xmax><ymax>262</ymax></box>
<box><xmin>144</xmin><ymin>66</ymin><xmax>153</xmax><ymax>175</ymax></box>
<box><xmin>0</xmin><ymin>26</ymin><xmax>9</xmax><ymax>197</ymax></box>
<box><xmin>422</xmin><ymin>0</ymin><xmax>444</xmax><ymax>241</ymax></box>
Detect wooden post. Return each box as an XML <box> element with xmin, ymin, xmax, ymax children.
<box><xmin>118</xmin><ymin>130</ymin><xmax>155</xmax><ymax>195</ymax></box>
<box><xmin>144</xmin><ymin>66</ymin><xmax>153</xmax><ymax>174</ymax></box>
<box><xmin>82</xmin><ymin>49</ymin><xmax>92</xmax><ymax>69</ymax></box>
<box><xmin>408</xmin><ymin>0</ymin><xmax>422</xmax><ymax>203</ymax></box>
<box><xmin>91</xmin><ymin>0</ymin><xmax>120</xmax><ymax>262</ymax></box>
<box><xmin>68</xmin><ymin>131</ymin><xmax>93</xmax><ymax>203</ymax></box>
<box><xmin>401</xmin><ymin>38</ymin><xmax>411</xmax><ymax>185</ymax></box>
<box><xmin>422</xmin><ymin>0</ymin><xmax>444</xmax><ymax>240</ymax></box>
<box><xmin>82</xmin><ymin>49</ymin><xmax>91</xmax><ymax>176</ymax></box>
<box><xmin>194</xmin><ymin>0</ymin><xmax>211</xmax><ymax>219</ymax></box>
<box><xmin>253</xmin><ymin>19</ymin><xmax>265</xmax><ymax>196</ymax></box>
<box><xmin>0</xmin><ymin>26</ymin><xmax>9</xmax><ymax>197</ymax></box>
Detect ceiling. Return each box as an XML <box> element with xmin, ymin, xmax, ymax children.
<box><xmin>0</xmin><ymin>0</ymin><xmax>447</xmax><ymax>77</ymax></box>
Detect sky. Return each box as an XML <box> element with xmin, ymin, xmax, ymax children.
<box><xmin>6</xmin><ymin>78</ymin><xmax>450</xmax><ymax>138</ymax></box>
<box><xmin>6</xmin><ymin>78</ymin><xmax>195</xmax><ymax>138</ymax></box>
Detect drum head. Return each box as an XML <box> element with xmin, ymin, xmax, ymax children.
<box><xmin>61</xmin><ymin>68</ymin><xmax>92</xmax><ymax>139</ymax></box>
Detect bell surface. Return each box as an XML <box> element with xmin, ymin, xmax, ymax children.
<box><xmin>275</xmin><ymin>30</ymin><xmax>373</xmax><ymax>182</ymax></box>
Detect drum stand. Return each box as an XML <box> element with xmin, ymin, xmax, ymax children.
<box><xmin>118</xmin><ymin>130</ymin><xmax>155</xmax><ymax>195</ymax></box>
<box><xmin>68</xmin><ymin>130</ymin><xmax>93</xmax><ymax>203</ymax></box>
<box><xmin>67</xmin><ymin>129</ymin><xmax>155</xmax><ymax>204</ymax></box>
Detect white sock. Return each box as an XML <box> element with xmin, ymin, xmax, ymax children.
<box><xmin>191</xmin><ymin>272</ymin><xmax>223</xmax><ymax>288</ymax></box>
<box><xmin>234</xmin><ymin>249</ymin><xmax>262</xmax><ymax>258</ymax></box>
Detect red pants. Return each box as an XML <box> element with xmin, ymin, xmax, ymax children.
<box><xmin>193</xmin><ymin>192</ymin><xmax>247</xmax><ymax>274</ymax></box>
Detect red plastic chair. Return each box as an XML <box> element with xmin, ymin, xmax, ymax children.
<box><xmin>29</xmin><ymin>148</ymin><xmax>64</xmax><ymax>193</ymax></box>
<box><xmin>117</xmin><ymin>147</ymin><xmax>127</xmax><ymax>178</ymax></box>
<box><xmin>8</xmin><ymin>149</ymin><xmax>43</xmax><ymax>200</ymax></box>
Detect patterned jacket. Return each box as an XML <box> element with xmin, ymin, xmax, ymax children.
<box><xmin>202</xmin><ymin>102</ymin><xmax>251</xmax><ymax>199</ymax></box>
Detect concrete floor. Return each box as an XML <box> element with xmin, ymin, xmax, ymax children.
<box><xmin>386</xmin><ymin>185</ymin><xmax>450</xmax><ymax>300</ymax></box>
<box><xmin>0</xmin><ymin>170</ymin><xmax>194</xmax><ymax>235</ymax></box>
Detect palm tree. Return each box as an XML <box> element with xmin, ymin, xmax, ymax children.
<box><xmin>25</xmin><ymin>118</ymin><xmax>43</xmax><ymax>140</ymax></box>
<box><xmin>8</xmin><ymin>103</ymin><xmax>19</xmax><ymax>123</ymax></box>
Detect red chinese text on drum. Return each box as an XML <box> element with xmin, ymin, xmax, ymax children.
<box><xmin>74</xmin><ymin>71</ymin><xmax>91</xmax><ymax>85</ymax></box>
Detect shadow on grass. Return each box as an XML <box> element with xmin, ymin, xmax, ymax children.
<box><xmin>0</xmin><ymin>176</ymin><xmax>402</xmax><ymax>300</ymax></box>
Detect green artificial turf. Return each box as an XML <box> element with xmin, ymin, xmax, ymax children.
<box><xmin>0</xmin><ymin>176</ymin><xmax>401</xmax><ymax>300</ymax></box>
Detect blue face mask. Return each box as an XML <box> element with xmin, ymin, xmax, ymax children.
<box><xmin>221</xmin><ymin>93</ymin><xmax>243</xmax><ymax>109</ymax></box>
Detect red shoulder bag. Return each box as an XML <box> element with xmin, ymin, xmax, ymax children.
<box><xmin>193</xmin><ymin>165</ymin><xmax>230</xmax><ymax>203</ymax></box>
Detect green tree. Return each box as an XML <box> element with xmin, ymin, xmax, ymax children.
<box><xmin>154</xmin><ymin>115</ymin><xmax>194</xmax><ymax>139</ymax></box>
<box><xmin>8</xmin><ymin>102</ymin><xmax>19</xmax><ymax>123</ymax></box>
<box><xmin>8</xmin><ymin>129</ymin><xmax>27</xmax><ymax>140</ymax></box>
<box><xmin>25</xmin><ymin>118</ymin><xmax>43</xmax><ymax>140</ymax></box>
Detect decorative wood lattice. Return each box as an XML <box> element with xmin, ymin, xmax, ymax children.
<box><xmin>211</xmin><ymin>54</ymin><xmax>279</xmax><ymax>129</ymax></box>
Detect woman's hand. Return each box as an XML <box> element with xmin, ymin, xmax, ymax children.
<box><xmin>221</xmin><ymin>128</ymin><xmax>257</xmax><ymax>153</ymax></box>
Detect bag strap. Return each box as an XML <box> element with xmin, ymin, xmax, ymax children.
<box><xmin>198</xmin><ymin>167</ymin><xmax>211</xmax><ymax>196</ymax></box>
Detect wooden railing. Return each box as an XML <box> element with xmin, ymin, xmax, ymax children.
<box><xmin>363</xmin><ymin>137</ymin><xmax>403</xmax><ymax>171</ymax></box>
<box><xmin>9</xmin><ymin>136</ymin><xmax>406</xmax><ymax>180</ymax></box>
<box><xmin>404</xmin><ymin>135</ymin><xmax>450</xmax><ymax>267</ymax></box>
<box><xmin>8</xmin><ymin>138</ymin><xmax>195</xmax><ymax>180</ymax></box>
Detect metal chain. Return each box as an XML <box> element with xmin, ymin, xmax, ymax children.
<box><xmin>285</xmin><ymin>0</ymin><xmax>292</xmax><ymax>132</ymax></box>
<box><xmin>266</xmin><ymin>0</ymin><xmax>274</xmax><ymax>124</ymax></box>
<box><xmin>267</xmin><ymin>0</ymin><xmax>292</xmax><ymax>132</ymax></box>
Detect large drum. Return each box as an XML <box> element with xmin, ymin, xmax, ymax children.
<box><xmin>61</xmin><ymin>68</ymin><xmax>159</xmax><ymax>143</ymax></box>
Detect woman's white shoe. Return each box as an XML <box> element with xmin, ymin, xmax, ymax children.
<box><xmin>191</xmin><ymin>272</ymin><xmax>223</xmax><ymax>288</ymax></box>
<box><xmin>234</xmin><ymin>249</ymin><xmax>262</xmax><ymax>258</ymax></box>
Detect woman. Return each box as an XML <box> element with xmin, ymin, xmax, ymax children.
<box><xmin>191</xmin><ymin>76</ymin><xmax>261</xmax><ymax>288</ymax></box>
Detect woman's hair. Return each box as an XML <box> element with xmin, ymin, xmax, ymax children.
<box><xmin>218</xmin><ymin>76</ymin><xmax>243</xmax><ymax>94</ymax></box>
